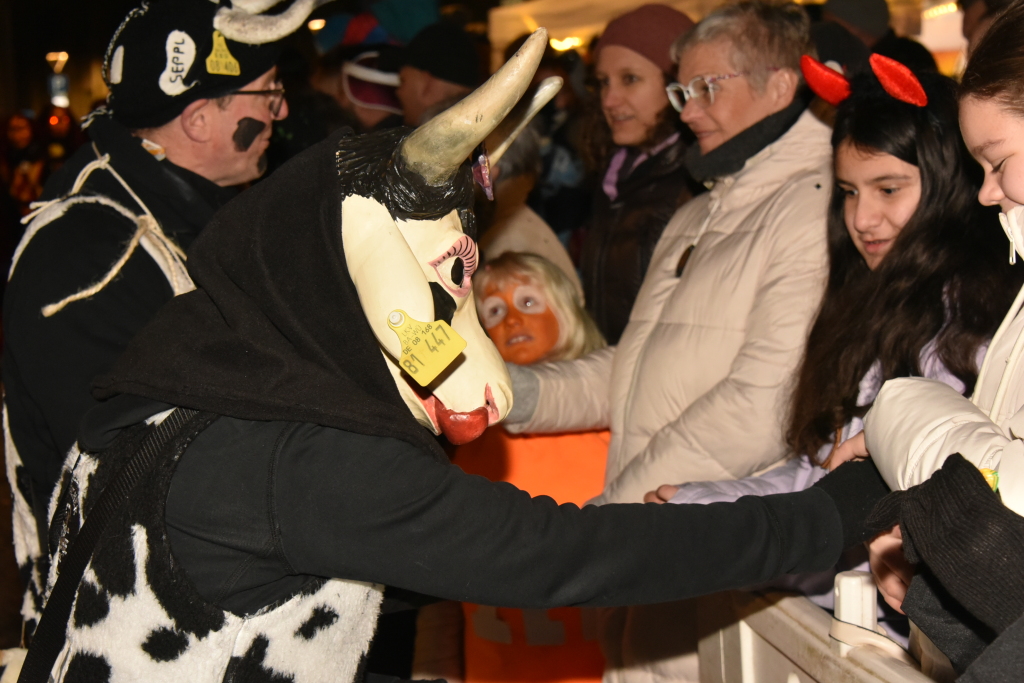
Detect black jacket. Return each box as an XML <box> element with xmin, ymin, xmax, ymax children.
<box><xmin>3</xmin><ymin>115</ymin><xmax>234</xmax><ymax>513</ymax></box>
<box><xmin>78</xmin><ymin>395</ymin><xmax>850</xmax><ymax>617</ymax></box>
<box><xmin>580</xmin><ymin>136</ymin><xmax>700</xmax><ymax>344</ymax></box>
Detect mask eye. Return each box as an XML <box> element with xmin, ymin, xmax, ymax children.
<box><xmin>430</xmin><ymin>235</ymin><xmax>478</xmax><ymax>297</ymax></box>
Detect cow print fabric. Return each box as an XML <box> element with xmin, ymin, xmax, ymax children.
<box><xmin>40</xmin><ymin>410</ymin><xmax>383</xmax><ymax>682</ymax></box>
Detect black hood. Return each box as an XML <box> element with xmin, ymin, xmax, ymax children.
<box><xmin>94</xmin><ymin>126</ymin><xmax>475</xmax><ymax>460</ymax></box>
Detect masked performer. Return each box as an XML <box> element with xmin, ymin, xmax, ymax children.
<box><xmin>17</xmin><ymin>28</ymin><xmax>889</xmax><ymax>683</ymax></box>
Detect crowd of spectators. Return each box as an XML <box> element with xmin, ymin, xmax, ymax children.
<box><xmin>4</xmin><ymin>0</ymin><xmax>1024</xmax><ymax>681</ymax></box>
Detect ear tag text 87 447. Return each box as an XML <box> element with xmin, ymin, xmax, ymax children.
<box><xmin>388</xmin><ymin>310</ymin><xmax>467</xmax><ymax>386</ymax></box>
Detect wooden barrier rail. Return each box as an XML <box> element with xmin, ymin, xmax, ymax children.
<box><xmin>698</xmin><ymin>591</ymin><xmax>938</xmax><ymax>683</ymax></box>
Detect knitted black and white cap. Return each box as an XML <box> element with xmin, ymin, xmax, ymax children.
<box><xmin>105</xmin><ymin>0</ymin><xmax>328</xmax><ymax>129</ymax></box>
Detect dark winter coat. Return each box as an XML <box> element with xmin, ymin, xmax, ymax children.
<box><xmin>3</xmin><ymin>114</ymin><xmax>234</xmax><ymax>630</ymax></box>
<box><xmin>580</xmin><ymin>135</ymin><xmax>699</xmax><ymax>344</ymax></box>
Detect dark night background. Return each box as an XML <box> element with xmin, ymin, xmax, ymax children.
<box><xmin>0</xmin><ymin>0</ymin><xmax>498</xmax><ymax>119</ymax></box>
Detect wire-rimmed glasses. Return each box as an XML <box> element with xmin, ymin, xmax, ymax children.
<box><xmin>231</xmin><ymin>85</ymin><xmax>287</xmax><ymax>117</ymax></box>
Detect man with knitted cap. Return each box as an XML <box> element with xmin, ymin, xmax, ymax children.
<box><xmin>392</xmin><ymin>22</ymin><xmax>481</xmax><ymax>126</ymax></box>
<box><xmin>823</xmin><ymin>0</ymin><xmax>936</xmax><ymax>72</ymax></box>
<box><xmin>3</xmin><ymin>0</ymin><xmax>313</xmax><ymax>636</ymax></box>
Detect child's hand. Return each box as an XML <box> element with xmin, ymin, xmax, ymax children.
<box><xmin>868</xmin><ymin>525</ymin><xmax>913</xmax><ymax>613</ymax></box>
<box><xmin>827</xmin><ymin>431</ymin><xmax>869</xmax><ymax>471</ymax></box>
<box><xmin>643</xmin><ymin>485</ymin><xmax>680</xmax><ymax>504</ymax></box>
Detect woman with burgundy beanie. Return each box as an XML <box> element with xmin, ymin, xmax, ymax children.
<box><xmin>580</xmin><ymin>5</ymin><xmax>702</xmax><ymax>344</ymax></box>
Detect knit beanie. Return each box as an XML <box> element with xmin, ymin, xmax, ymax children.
<box><xmin>867</xmin><ymin>454</ymin><xmax>1024</xmax><ymax>635</ymax></box>
<box><xmin>386</xmin><ymin>22</ymin><xmax>480</xmax><ymax>89</ymax></box>
<box><xmin>104</xmin><ymin>0</ymin><xmax>286</xmax><ymax>129</ymax></box>
<box><xmin>595</xmin><ymin>4</ymin><xmax>696</xmax><ymax>74</ymax></box>
<box><xmin>824</xmin><ymin>0</ymin><xmax>891</xmax><ymax>41</ymax></box>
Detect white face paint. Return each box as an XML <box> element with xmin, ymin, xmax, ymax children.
<box><xmin>158</xmin><ymin>30</ymin><xmax>196</xmax><ymax>96</ymax></box>
<box><xmin>341</xmin><ymin>196</ymin><xmax>512</xmax><ymax>444</ymax></box>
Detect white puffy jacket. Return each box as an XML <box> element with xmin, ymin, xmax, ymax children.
<box><xmin>510</xmin><ymin>110</ymin><xmax>832</xmax><ymax>504</ymax></box>
<box><xmin>865</xmin><ymin>281</ymin><xmax>1024</xmax><ymax>516</ymax></box>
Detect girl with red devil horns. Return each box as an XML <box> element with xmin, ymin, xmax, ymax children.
<box><xmin>824</xmin><ymin>2</ymin><xmax>1024</xmax><ymax>675</ymax></box>
<box><xmin>646</xmin><ymin>54</ymin><xmax>1023</xmax><ymax>648</ymax></box>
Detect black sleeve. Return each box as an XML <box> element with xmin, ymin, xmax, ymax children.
<box><xmin>275</xmin><ymin>424</ymin><xmax>844</xmax><ymax>608</ymax></box>
<box><xmin>3</xmin><ymin>205</ymin><xmax>173</xmax><ymax>489</ymax></box>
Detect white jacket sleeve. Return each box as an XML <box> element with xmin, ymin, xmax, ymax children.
<box><xmin>505</xmin><ymin>346</ymin><xmax>615</xmax><ymax>434</ymax></box>
<box><xmin>597</xmin><ymin>187</ymin><xmax>828</xmax><ymax>504</ymax></box>
<box><xmin>863</xmin><ymin>377</ymin><xmax>1024</xmax><ymax>516</ymax></box>
<box><xmin>667</xmin><ymin>456</ymin><xmax>827</xmax><ymax>505</ymax></box>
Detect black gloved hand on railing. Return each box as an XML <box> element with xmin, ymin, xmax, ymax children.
<box><xmin>866</xmin><ymin>453</ymin><xmax>1024</xmax><ymax>636</ymax></box>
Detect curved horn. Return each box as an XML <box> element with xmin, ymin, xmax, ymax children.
<box><xmin>230</xmin><ymin>0</ymin><xmax>286</xmax><ymax>14</ymax></box>
<box><xmin>401</xmin><ymin>28</ymin><xmax>548</xmax><ymax>187</ymax></box>
<box><xmin>800</xmin><ymin>55</ymin><xmax>850</xmax><ymax>106</ymax></box>
<box><xmin>869</xmin><ymin>54</ymin><xmax>928</xmax><ymax>107</ymax></box>
<box><xmin>489</xmin><ymin>76</ymin><xmax>563</xmax><ymax>166</ymax></box>
<box><xmin>214</xmin><ymin>0</ymin><xmax>331</xmax><ymax>45</ymax></box>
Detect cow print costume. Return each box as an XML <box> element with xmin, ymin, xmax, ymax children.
<box><xmin>44</xmin><ymin>408</ymin><xmax>382</xmax><ymax>682</ymax></box>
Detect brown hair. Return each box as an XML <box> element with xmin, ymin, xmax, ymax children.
<box><xmin>960</xmin><ymin>0</ymin><xmax>1024</xmax><ymax>115</ymax></box>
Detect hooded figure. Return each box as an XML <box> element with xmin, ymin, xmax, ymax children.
<box><xmin>18</xmin><ymin>28</ymin><xmax>890</xmax><ymax>683</ymax></box>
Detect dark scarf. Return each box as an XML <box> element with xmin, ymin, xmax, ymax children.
<box><xmin>684</xmin><ymin>91</ymin><xmax>810</xmax><ymax>184</ymax></box>
<box><xmin>93</xmin><ymin>126</ymin><xmax>475</xmax><ymax>461</ymax></box>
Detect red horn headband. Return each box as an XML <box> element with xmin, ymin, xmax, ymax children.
<box><xmin>800</xmin><ymin>55</ymin><xmax>850</xmax><ymax>106</ymax></box>
<box><xmin>868</xmin><ymin>53</ymin><xmax>928</xmax><ymax>107</ymax></box>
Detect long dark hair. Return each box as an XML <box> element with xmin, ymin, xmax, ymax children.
<box><xmin>788</xmin><ymin>71</ymin><xmax>1024</xmax><ymax>462</ymax></box>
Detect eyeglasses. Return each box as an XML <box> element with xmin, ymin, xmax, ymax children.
<box><xmin>666</xmin><ymin>73</ymin><xmax>748</xmax><ymax>111</ymax></box>
<box><xmin>231</xmin><ymin>85</ymin><xmax>287</xmax><ymax>117</ymax></box>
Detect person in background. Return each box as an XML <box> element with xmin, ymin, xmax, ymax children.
<box><xmin>519</xmin><ymin>41</ymin><xmax>592</xmax><ymax>250</ymax></box>
<box><xmin>958</xmin><ymin>0</ymin><xmax>1013</xmax><ymax>53</ymax></box>
<box><xmin>646</xmin><ymin>62</ymin><xmax>1022</xmax><ymax>646</ymax></box>
<box><xmin>36</xmin><ymin>105</ymin><xmax>85</xmax><ymax>179</ymax></box>
<box><xmin>505</xmin><ymin>3</ymin><xmax>833</xmax><ymax>681</ymax></box>
<box><xmin>265</xmin><ymin>48</ymin><xmax>351</xmax><ymax>174</ymax></box>
<box><xmin>2</xmin><ymin>0</ymin><xmax>295</xmax><ymax>639</ymax></box>
<box><xmin>414</xmin><ymin>251</ymin><xmax>607</xmax><ymax>683</ymax></box>
<box><xmin>311</xmin><ymin>44</ymin><xmax>404</xmax><ymax>133</ymax></box>
<box><xmin>391</xmin><ymin>22</ymin><xmax>479</xmax><ymax>126</ymax></box>
<box><xmin>0</xmin><ymin>113</ymin><xmax>45</xmax><ymax>217</ymax></box>
<box><xmin>823</xmin><ymin>0</ymin><xmax>937</xmax><ymax>73</ymax></box>
<box><xmin>579</xmin><ymin>4</ymin><xmax>700</xmax><ymax>345</ymax></box>
<box><xmin>477</xmin><ymin>117</ymin><xmax>583</xmax><ymax>296</ymax></box>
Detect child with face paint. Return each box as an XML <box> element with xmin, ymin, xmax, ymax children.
<box><xmin>414</xmin><ymin>252</ymin><xmax>609</xmax><ymax>683</ymax></box>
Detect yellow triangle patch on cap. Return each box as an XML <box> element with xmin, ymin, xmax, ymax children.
<box><xmin>206</xmin><ymin>30</ymin><xmax>241</xmax><ymax>76</ymax></box>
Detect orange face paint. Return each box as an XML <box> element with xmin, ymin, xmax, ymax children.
<box><xmin>478</xmin><ymin>277</ymin><xmax>560</xmax><ymax>365</ymax></box>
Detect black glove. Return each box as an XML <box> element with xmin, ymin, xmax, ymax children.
<box><xmin>866</xmin><ymin>453</ymin><xmax>1024</xmax><ymax>635</ymax></box>
<box><xmin>812</xmin><ymin>458</ymin><xmax>891</xmax><ymax>549</ymax></box>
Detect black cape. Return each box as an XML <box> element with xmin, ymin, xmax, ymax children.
<box><xmin>94</xmin><ymin>126</ymin><xmax>475</xmax><ymax>460</ymax></box>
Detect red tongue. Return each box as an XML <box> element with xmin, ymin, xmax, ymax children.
<box><xmin>435</xmin><ymin>404</ymin><xmax>489</xmax><ymax>444</ymax></box>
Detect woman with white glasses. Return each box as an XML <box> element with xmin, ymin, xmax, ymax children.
<box><xmin>504</xmin><ymin>3</ymin><xmax>831</xmax><ymax>681</ymax></box>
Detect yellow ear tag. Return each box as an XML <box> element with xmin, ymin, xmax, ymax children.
<box><xmin>980</xmin><ymin>468</ymin><xmax>1000</xmax><ymax>492</ymax></box>
<box><xmin>206</xmin><ymin>31</ymin><xmax>241</xmax><ymax>76</ymax></box>
<box><xmin>388</xmin><ymin>310</ymin><xmax>467</xmax><ymax>386</ymax></box>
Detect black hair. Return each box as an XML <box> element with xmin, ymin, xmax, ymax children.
<box><xmin>788</xmin><ymin>70</ymin><xmax>1024</xmax><ymax>461</ymax></box>
<box><xmin>335</xmin><ymin>126</ymin><xmax>476</xmax><ymax>234</ymax></box>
